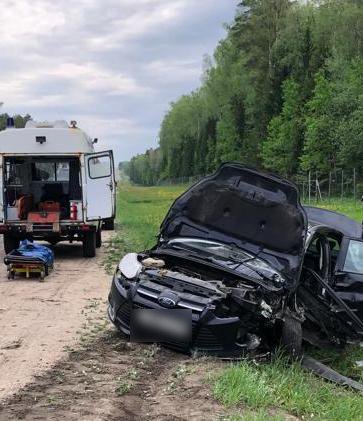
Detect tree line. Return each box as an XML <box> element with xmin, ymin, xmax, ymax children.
<box><xmin>128</xmin><ymin>0</ymin><xmax>363</xmax><ymax>185</ymax></box>
<box><xmin>0</xmin><ymin>114</ymin><xmax>32</xmax><ymax>131</ymax></box>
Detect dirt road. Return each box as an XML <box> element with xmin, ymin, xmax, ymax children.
<box><xmin>0</xmin><ymin>235</ymin><xmax>111</xmax><ymax>401</ymax></box>
<box><xmin>0</xmin><ymin>235</ymin><xmax>226</xmax><ymax>420</ymax></box>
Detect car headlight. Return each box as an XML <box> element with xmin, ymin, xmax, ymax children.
<box><xmin>118</xmin><ymin>253</ymin><xmax>142</xmax><ymax>280</ymax></box>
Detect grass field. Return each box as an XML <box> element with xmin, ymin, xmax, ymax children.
<box><xmin>109</xmin><ymin>183</ymin><xmax>363</xmax><ymax>421</ymax></box>
<box><xmin>104</xmin><ymin>184</ymin><xmax>185</xmax><ymax>271</ymax></box>
<box><xmin>307</xmin><ymin>199</ymin><xmax>363</xmax><ymax>222</ymax></box>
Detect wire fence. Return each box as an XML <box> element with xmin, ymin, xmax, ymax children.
<box><xmin>156</xmin><ymin>175</ymin><xmax>203</xmax><ymax>186</ymax></box>
<box><xmin>295</xmin><ymin>169</ymin><xmax>362</xmax><ymax>204</ymax></box>
<box><xmin>155</xmin><ymin>168</ymin><xmax>363</xmax><ymax>205</ymax></box>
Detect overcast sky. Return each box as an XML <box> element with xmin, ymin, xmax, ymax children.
<box><xmin>0</xmin><ymin>1</ymin><xmax>237</xmax><ymax>162</ymax></box>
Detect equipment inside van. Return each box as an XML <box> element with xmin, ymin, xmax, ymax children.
<box><xmin>0</xmin><ymin>120</ymin><xmax>116</xmax><ymax>257</ymax></box>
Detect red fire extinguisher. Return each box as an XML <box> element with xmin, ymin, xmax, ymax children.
<box><xmin>70</xmin><ymin>202</ymin><xmax>78</xmax><ymax>220</ymax></box>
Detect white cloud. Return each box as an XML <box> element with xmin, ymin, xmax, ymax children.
<box><xmin>73</xmin><ymin>115</ymin><xmax>149</xmax><ymax>139</ymax></box>
<box><xmin>50</xmin><ymin>62</ymin><xmax>151</xmax><ymax>96</ymax></box>
<box><xmin>0</xmin><ymin>0</ymin><xmax>237</xmax><ymax>160</ymax></box>
<box><xmin>0</xmin><ymin>0</ymin><xmax>66</xmax><ymax>44</ymax></box>
<box><xmin>86</xmin><ymin>1</ymin><xmax>186</xmax><ymax>51</ymax></box>
<box><xmin>0</xmin><ymin>59</ymin><xmax>151</xmax><ymax>108</ymax></box>
<box><xmin>146</xmin><ymin>59</ymin><xmax>201</xmax><ymax>83</ymax></box>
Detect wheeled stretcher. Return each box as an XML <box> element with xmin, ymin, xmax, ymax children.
<box><xmin>4</xmin><ymin>241</ymin><xmax>54</xmax><ymax>281</ymax></box>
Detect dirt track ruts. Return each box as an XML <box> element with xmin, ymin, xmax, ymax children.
<box><xmin>0</xmin><ymin>234</ymin><xmax>111</xmax><ymax>401</ymax></box>
<box><xmin>0</xmin><ymin>330</ymin><xmax>225</xmax><ymax>421</ymax></box>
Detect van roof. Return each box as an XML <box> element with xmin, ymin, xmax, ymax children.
<box><xmin>0</xmin><ymin>126</ymin><xmax>95</xmax><ymax>154</ymax></box>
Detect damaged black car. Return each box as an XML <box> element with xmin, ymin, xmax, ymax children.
<box><xmin>108</xmin><ymin>163</ymin><xmax>363</xmax><ymax>358</ymax></box>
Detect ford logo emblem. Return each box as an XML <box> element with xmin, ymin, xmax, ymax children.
<box><xmin>158</xmin><ymin>296</ymin><xmax>177</xmax><ymax>308</ymax></box>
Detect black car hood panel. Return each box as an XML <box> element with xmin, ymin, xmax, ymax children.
<box><xmin>159</xmin><ymin>164</ymin><xmax>307</xmax><ymax>280</ymax></box>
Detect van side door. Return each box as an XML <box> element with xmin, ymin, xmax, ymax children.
<box><xmin>85</xmin><ymin>150</ymin><xmax>115</xmax><ymax>221</ymax></box>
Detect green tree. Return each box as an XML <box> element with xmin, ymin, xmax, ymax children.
<box><xmin>300</xmin><ymin>72</ymin><xmax>338</xmax><ymax>173</ymax></box>
<box><xmin>261</xmin><ymin>78</ymin><xmax>304</xmax><ymax>176</ymax></box>
<box><xmin>128</xmin><ymin>0</ymin><xmax>363</xmax><ymax>185</ymax></box>
<box><xmin>335</xmin><ymin>59</ymin><xmax>363</xmax><ymax>168</ymax></box>
<box><xmin>0</xmin><ymin>114</ymin><xmax>31</xmax><ymax>131</ymax></box>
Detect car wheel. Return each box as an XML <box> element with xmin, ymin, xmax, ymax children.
<box><xmin>281</xmin><ymin>315</ymin><xmax>302</xmax><ymax>359</ymax></box>
<box><xmin>83</xmin><ymin>231</ymin><xmax>96</xmax><ymax>257</ymax></box>
<box><xmin>3</xmin><ymin>233</ymin><xmax>19</xmax><ymax>254</ymax></box>
<box><xmin>96</xmin><ymin>229</ymin><xmax>102</xmax><ymax>248</ymax></box>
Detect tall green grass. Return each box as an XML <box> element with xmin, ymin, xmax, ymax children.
<box><xmin>116</xmin><ymin>184</ymin><xmax>186</xmax><ymax>250</ymax></box>
<box><xmin>104</xmin><ymin>184</ymin><xmax>185</xmax><ymax>271</ymax></box>
<box><xmin>307</xmin><ymin>198</ymin><xmax>363</xmax><ymax>222</ymax></box>
<box><xmin>214</xmin><ymin>355</ymin><xmax>363</xmax><ymax>420</ymax></box>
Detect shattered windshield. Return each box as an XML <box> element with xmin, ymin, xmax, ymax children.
<box><xmin>343</xmin><ymin>240</ymin><xmax>363</xmax><ymax>274</ymax></box>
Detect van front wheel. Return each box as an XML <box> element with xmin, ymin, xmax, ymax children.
<box><xmin>3</xmin><ymin>234</ymin><xmax>20</xmax><ymax>254</ymax></box>
<box><xmin>96</xmin><ymin>229</ymin><xmax>102</xmax><ymax>248</ymax></box>
<box><xmin>103</xmin><ymin>218</ymin><xmax>115</xmax><ymax>231</ymax></box>
<box><xmin>83</xmin><ymin>231</ymin><xmax>96</xmax><ymax>257</ymax></box>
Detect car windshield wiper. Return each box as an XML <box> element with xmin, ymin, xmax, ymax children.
<box><xmin>168</xmin><ymin>243</ymin><xmax>251</xmax><ymax>263</ymax></box>
<box><xmin>167</xmin><ymin>244</ymin><xmax>223</xmax><ymax>262</ymax></box>
<box><xmin>162</xmin><ymin>246</ymin><xmax>229</xmax><ymax>267</ymax></box>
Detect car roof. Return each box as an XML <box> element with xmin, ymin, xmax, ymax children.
<box><xmin>304</xmin><ymin>206</ymin><xmax>362</xmax><ymax>238</ymax></box>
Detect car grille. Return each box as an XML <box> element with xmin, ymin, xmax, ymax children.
<box><xmin>117</xmin><ymin>300</ymin><xmax>132</xmax><ymax>326</ymax></box>
<box><xmin>116</xmin><ymin>300</ymin><xmax>157</xmax><ymax>327</ymax></box>
<box><xmin>194</xmin><ymin>327</ymin><xmax>222</xmax><ymax>349</ymax></box>
<box><xmin>116</xmin><ymin>300</ymin><xmax>222</xmax><ymax>350</ymax></box>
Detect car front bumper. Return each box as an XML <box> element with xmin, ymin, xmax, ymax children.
<box><xmin>108</xmin><ymin>274</ymin><xmax>259</xmax><ymax>357</ymax></box>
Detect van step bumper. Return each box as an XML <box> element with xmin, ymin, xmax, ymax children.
<box><xmin>0</xmin><ymin>223</ymin><xmax>96</xmax><ymax>238</ymax></box>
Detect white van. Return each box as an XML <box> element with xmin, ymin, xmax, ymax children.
<box><xmin>0</xmin><ymin>120</ymin><xmax>116</xmax><ymax>257</ymax></box>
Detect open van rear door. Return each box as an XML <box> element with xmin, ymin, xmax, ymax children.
<box><xmin>85</xmin><ymin>150</ymin><xmax>116</xmax><ymax>221</ymax></box>
<box><xmin>0</xmin><ymin>156</ymin><xmax>3</xmax><ymax>222</ymax></box>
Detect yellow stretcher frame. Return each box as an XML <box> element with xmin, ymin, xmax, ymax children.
<box><xmin>7</xmin><ymin>263</ymin><xmax>47</xmax><ymax>281</ymax></box>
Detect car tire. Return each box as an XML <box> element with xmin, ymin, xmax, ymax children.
<box><xmin>103</xmin><ymin>218</ymin><xmax>115</xmax><ymax>231</ymax></box>
<box><xmin>83</xmin><ymin>231</ymin><xmax>96</xmax><ymax>257</ymax></box>
<box><xmin>3</xmin><ymin>233</ymin><xmax>19</xmax><ymax>254</ymax></box>
<box><xmin>96</xmin><ymin>229</ymin><xmax>102</xmax><ymax>248</ymax></box>
<box><xmin>281</xmin><ymin>316</ymin><xmax>302</xmax><ymax>359</ymax></box>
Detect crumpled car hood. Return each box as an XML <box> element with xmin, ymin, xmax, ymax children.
<box><xmin>159</xmin><ymin>163</ymin><xmax>307</xmax><ymax>282</ymax></box>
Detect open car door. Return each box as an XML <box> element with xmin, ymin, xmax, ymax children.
<box><xmin>85</xmin><ymin>150</ymin><xmax>116</xmax><ymax>221</ymax></box>
<box><xmin>333</xmin><ymin>237</ymin><xmax>363</xmax><ymax>327</ymax></box>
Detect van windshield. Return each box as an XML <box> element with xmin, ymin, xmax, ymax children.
<box><xmin>32</xmin><ymin>162</ymin><xmax>69</xmax><ymax>182</ymax></box>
